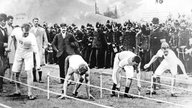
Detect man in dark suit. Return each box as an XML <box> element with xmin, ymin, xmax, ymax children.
<box><xmin>104</xmin><ymin>24</ymin><xmax>114</xmax><ymax>68</ymax></box>
<box><xmin>52</xmin><ymin>23</ymin><xmax>80</xmax><ymax>84</ymax></box>
<box><xmin>0</xmin><ymin>13</ymin><xmax>9</xmax><ymax>94</ymax></box>
<box><xmin>149</xmin><ymin>18</ymin><xmax>165</xmax><ymax>90</ymax></box>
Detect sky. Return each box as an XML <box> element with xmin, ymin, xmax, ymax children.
<box><xmin>131</xmin><ymin>0</ymin><xmax>192</xmax><ymax>23</ymax></box>
<box><xmin>0</xmin><ymin>0</ymin><xmax>142</xmax><ymax>26</ymax></box>
<box><xmin>0</xmin><ymin>0</ymin><xmax>192</xmax><ymax>26</ymax></box>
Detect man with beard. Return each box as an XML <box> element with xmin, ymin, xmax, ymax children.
<box><xmin>149</xmin><ymin>18</ymin><xmax>166</xmax><ymax>90</ymax></box>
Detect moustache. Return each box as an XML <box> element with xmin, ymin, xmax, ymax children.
<box><xmin>23</xmin><ymin>33</ymin><xmax>29</xmax><ymax>37</ymax></box>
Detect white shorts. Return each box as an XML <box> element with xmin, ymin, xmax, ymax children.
<box><xmin>124</xmin><ymin>66</ymin><xmax>135</xmax><ymax>79</ymax></box>
<box><xmin>112</xmin><ymin>53</ymin><xmax>120</xmax><ymax>84</ymax></box>
<box><xmin>12</xmin><ymin>52</ymin><xmax>34</xmax><ymax>72</ymax></box>
<box><xmin>154</xmin><ymin>60</ymin><xmax>177</xmax><ymax>77</ymax></box>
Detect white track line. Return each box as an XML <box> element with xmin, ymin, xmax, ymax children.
<box><xmin>49</xmin><ymin>75</ymin><xmax>188</xmax><ymax>107</ymax></box>
<box><xmin>0</xmin><ymin>103</ymin><xmax>12</xmax><ymax>108</ymax></box>
<box><xmin>94</xmin><ymin>71</ymin><xmax>192</xmax><ymax>92</ymax></box>
<box><xmin>0</xmin><ymin>76</ymin><xmax>113</xmax><ymax>108</ymax></box>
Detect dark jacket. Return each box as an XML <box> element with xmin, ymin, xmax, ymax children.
<box><xmin>0</xmin><ymin>28</ymin><xmax>8</xmax><ymax>56</ymax></box>
<box><xmin>52</xmin><ymin>32</ymin><xmax>80</xmax><ymax>58</ymax></box>
<box><xmin>91</xmin><ymin>30</ymin><xmax>103</xmax><ymax>49</ymax></box>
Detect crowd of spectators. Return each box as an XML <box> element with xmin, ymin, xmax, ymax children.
<box><xmin>3</xmin><ymin>13</ymin><xmax>192</xmax><ymax>72</ymax></box>
<box><xmin>40</xmin><ymin>15</ymin><xmax>192</xmax><ymax>72</ymax></box>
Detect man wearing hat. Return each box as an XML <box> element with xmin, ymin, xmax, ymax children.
<box><xmin>149</xmin><ymin>17</ymin><xmax>166</xmax><ymax>89</ymax></box>
<box><xmin>0</xmin><ymin>13</ymin><xmax>9</xmax><ymax>94</ymax></box>
<box><xmin>104</xmin><ymin>23</ymin><xmax>114</xmax><ymax>68</ymax></box>
<box><xmin>52</xmin><ymin>23</ymin><xmax>80</xmax><ymax>84</ymax></box>
<box><xmin>81</xmin><ymin>24</ymin><xmax>93</xmax><ymax>63</ymax></box>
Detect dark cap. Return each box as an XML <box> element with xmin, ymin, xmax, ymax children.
<box><xmin>60</xmin><ymin>23</ymin><xmax>67</xmax><ymax>27</ymax></box>
<box><xmin>152</xmin><ymin>17</ymin><xmax>159</xmax><ymax>24</ymax></box>
<box><xmin>81</xmin><ymin>25</ymin><xmax>85</xmax><ymax>29</ymax></box>
<box><xmin>7</xmin><ymin>15</ymin><xmax>14</xmax><ymax>20</ymax></box>
<box><xmin>72</xmin><ymin>23</ymin><xmax>76</xmax><ymax>27</ymax></box>
<box><xmin>0</xmin><ymin>13</ymin><xmax>7</xmax><ymax>22</ymax></box>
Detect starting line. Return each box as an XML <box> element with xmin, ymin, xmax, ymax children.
<box><xmin>0</xmin><ymin>69</ymin><xmax>191</xmax><ymax>108</ymax></box>
<box><xmin>48</xmin><ymin>72</ymin><xmax>189</xmax><ymax>108</ymax></box>
<box><xmin>0</xmin><ymin>76</ymin><xmax>113</xmax><ymax>108</ymax></box>
<box><xmin>0</xmin><ymin>103</ymin><xmax>12</xmax><ymax>108</ymax></box>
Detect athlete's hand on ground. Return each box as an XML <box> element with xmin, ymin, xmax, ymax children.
<box><xmin>58</xmin><ymin>95</ymin><xmax>66</xmax><ymax>99</ymax></box>
<box><xmin>185</xmin><ymin>49</ymin><xmax>192</xmax><ymax>54</ymax></box>
<box><xmin>137</xmin><ymin>86</ymin><xmax>141</xmax><ymax>95</ymax></box>
<box><xmin>184</xmin><ymin>74</ymin><xmax>189</xmax><ymax>79</ymax></box>
<box><xmin>144</xmin><ymin>64</ymin><xmax>150</xmax><ymax>69</ymax></box>
<box><xmin>137</xmin><ymin>86</ymin><xmax>141</xmax><ymax>92</ymax></box>
<box><xmin>36</xmin><ymin>67</ymin><xmax>41</xmax><ymax>71</ymax></box>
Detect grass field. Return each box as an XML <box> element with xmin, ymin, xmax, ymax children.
<box><xmin>0</xmin><ymin>65</ymin><xmax>192</xmax><ymax>108</ymax></box>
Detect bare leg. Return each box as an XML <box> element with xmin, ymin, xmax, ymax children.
<box><xmin>9</xmin><ymin>64</ymin><xmax>13</xmax><ymax>81</ymax></box>
<box><xmin>15</xmin><ymin>72</ymin><xmax>21</xmax><ymax>94</ymax></box>
<box><xmin>124</xmin><ymin>78</ymin><xmax>133</xmax><ymax>98</ymax></box>
<box><xmin>26</xmin><ymin>69</ymin><xmax>33</xmax><ymax>96</ymax></box>
<box><xmin>171</xmin><ymin>75</ymin><xmax>176</xmax><ymax>97</ymax></box>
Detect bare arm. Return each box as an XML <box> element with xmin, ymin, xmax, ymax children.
<box><xmin>136</xmin><ymin>63</ymin><xmax>141</xmax><ymax>88</ymax></box>
<box><xmin>85</xmin><ymin>68</ymin><xmax>90</xmax><ymax>97</ymax></box>
<box><xmin>136</xmin><ymin>63</ymin><xmax>141</xmax><ymax>95</ymax></box>
<box><xmin>144</xmin><ymin>54</ymin><xmax>159</xmax><ymax>69</ymax></box>
<box><xmin>177</xmin><ymin>58</ymin><xmax>188</xmax><ymax>77</ymax></box>
<box><xmin>63</xmin><ymin>67</ymin><xmax>74</xmax><ymax>96</ymax></box>
<box><xmin>85</xmin><ymin>68</ymin><xmax>95</xmax><ymax>100</ymax></box>
<box><xmin>63</xmin><ymin>74</ymin><xmax>72</xmax><ymax>96</ymax></box>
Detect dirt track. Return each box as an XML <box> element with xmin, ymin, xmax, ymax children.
<box><xmin>0</xmin><ymin>64</ymin><xmax>192</xmax><ymax>108</ymax></box>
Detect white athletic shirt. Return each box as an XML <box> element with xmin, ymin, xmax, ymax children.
<box><xmin>69</xmin><ymin>55</ymin><xmax>88</xmax><ymax>70</ymax></box>
<box><xmin>11</xmin><ymin>27</ymin><xmax>38</xmax><ymax>54</ymax></box>
<box><xmin>118</xmin><ymin>51</ymin><xmax>136</xmax><ymax>68</ymax></box>
<box><xmin>156</xmin><ymin>49</ymin><xmax>177</xmax><ymax>65</ymax></box>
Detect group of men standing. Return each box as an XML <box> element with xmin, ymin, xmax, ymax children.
<box><xmin>0</xmin><ymin>13</ymin><xmax>83</xmax><ymax>100</ymax></box>
<box><xmin>0</xmin><ymin>13</ymin><xmax>49</xmax><ymax>100</ymax></box>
